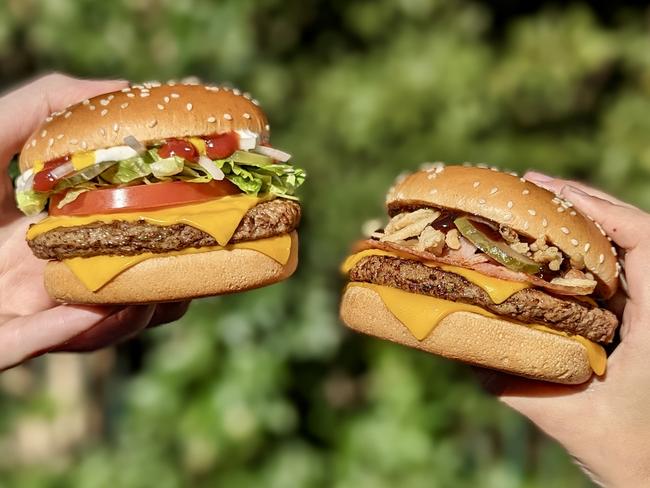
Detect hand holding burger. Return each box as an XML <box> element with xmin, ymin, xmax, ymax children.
<box><xmin>489</xmin><ymin>172</ymin><xmax>650</xmax><ymax>487</ymax></box>
<box><xmin>0</xmin><ymin>74</ymin><xmax>189</xmax><ymax>370</ymax></box>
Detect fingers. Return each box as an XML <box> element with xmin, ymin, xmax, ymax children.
<box><xmin>0</xmin><ymin>304</ymin><xmax>116</xmax><ymax>370</ymax></box>
<box><xmin>146</xmin><ymin>301</ymin><xmax>191</xmax><ymax>328</ymax></box>
<box><xmin>525</xmin><ymin>172</ymin><xmax>647</xmax><ymax>250</ymax></box>
<box><xmin>0</xmin><ymin>73</ymin><xmax>127</xmax><ymax>166</ymax></box>
<box><xmin>52</xmin><ymin>305</ymin><xmax>155</xmax><ymax>353</ymax></box>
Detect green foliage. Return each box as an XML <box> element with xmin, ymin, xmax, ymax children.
<box><xmin>5</xmin><ymin>0</ymin><xmax>650</xmax><ymax>486</ymax></box>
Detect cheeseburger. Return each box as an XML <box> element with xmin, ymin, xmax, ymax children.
<box><xmin>15</xmin><ymin>81</ymin><xmax>305</xmax><ymax>304</ymax></box>
<box><xmin>340</xmin><ymin>164</ymin><xmax>620</xmax><ymax>384</ymax></box>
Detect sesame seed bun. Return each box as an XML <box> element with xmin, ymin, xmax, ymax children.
<box><xmin>340</xmin><ymin>284</ymin><xmax>593</xmax><ymax>385</ymax></box>
<box><xmin>44</xmin><ymin>232</ymin><xmax>298</xmax><ymax>304</ymax></box>
<box><xmin>19</xmin><ymin>81</ymin><xmax>269</xmax><ymax>172</ymax></box>
<box><xmin>386</xmin><ymin>165</ymin><xmax>618</xmax><ymax>298</ymax></box>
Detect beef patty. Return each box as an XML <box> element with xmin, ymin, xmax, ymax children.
<box><xmin>28</xmin><ymin>199</ymin><xmax>300</xmax><ymax>260</ymax></box>
<box><xmin>349</xmin><ymin>255</ymin><xmax>618</xmax><ymax>343</ymax></box>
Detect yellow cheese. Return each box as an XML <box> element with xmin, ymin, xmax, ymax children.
<box><xmin>350</xmin><ymin>282</ymin><xmax>495</xmax><ymax>340</ymax></box>
<box><xmin>71</xmin><ymin>151</ymin><xmax>96</xmax><ymax>170</ymax></box>
<box><xmin>341</xmin><ymin>249</ymin><xmax>529</xmax><ymax>304</ymax></box>
<box><xmin>188</xmin><ymin>137</ymin><xmax>207</xmax><ymax>154</ymax></box>
<box><xmin>33</xmin><ymin>160</ymin><xmax>44</xmax><ymax>173</ymax></box>
<box><xmin>27</xmin><ymin>194</ymin><xmax>264</xmax><ymax>246</ymax></box>
<box><xmin>348</xmin><ymin>282</ymin><xmax>606</xmax><ymax>375</ymax></box>
<box><xmin>64</xmin><ymin>234</ymin><xmax>293</xmax><ymax>292</ymax></box>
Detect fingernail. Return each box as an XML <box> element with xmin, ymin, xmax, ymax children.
<box><xmin>524</xmin><ymin>171</ymin><xmax>553</xmax><ymax>183</ymax></box>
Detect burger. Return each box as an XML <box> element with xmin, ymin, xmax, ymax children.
<box><xmin>15</xmin><ymin>81</ymin><xmax>305</xmax><ymax>304</ymax></box>
<box><xmin>340</xmin><ymin>164</ymin><xmax>620</xmax><ymax>384</ymax></box>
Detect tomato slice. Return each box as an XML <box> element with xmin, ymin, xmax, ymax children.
<box><xmin>49</xmin><ymin>180</ymin><xmax>241</xmax><ymax>216</ymax></box>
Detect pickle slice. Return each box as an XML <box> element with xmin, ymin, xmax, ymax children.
<box><xmin>454</xmin><ymin>216</ymin><xmax>542</xmax><ymax>274</ymax></box>
<box><xmin>230</xmin><ymin>150</ymin><xmax>273</xmax><ymax>166</ymax></box>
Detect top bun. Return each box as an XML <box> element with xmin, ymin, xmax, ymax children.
<box><xmin>19</xmin><ymin>81</ymin><xmax>269</xmax><ymax>172</ymax></box>
<box><xmin>386</xmin><ymin>164</ymin><xmax>619</xmax><ymax>298</ymax></box>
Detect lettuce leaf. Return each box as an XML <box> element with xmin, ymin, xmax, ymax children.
<box><xmin>16</xmin><ymin>190</ymin><xmax>48</xmax><ymax>216</ymax></box>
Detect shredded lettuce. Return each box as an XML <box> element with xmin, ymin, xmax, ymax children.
<box><xmin>15</xmin><ymin>146</ymin><xmax>305</xmax><ymax>214</ymax></box>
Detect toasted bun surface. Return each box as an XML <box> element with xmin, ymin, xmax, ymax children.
<box><xmin>340</xmin><ymin>285</ymin><xmax>593</xmax><ymax>384</ymax></box>
<box><xmin>45</xmin><ymin>232</ymin><xmax>298</xmax><ymax>304</ymax></box>
<box><xmin>387</xmin><ymin>165</ymin><xmax>618</xmax><ymax>297</ymax></box>
<box><xmin>20</xmin><ymin>82</ymin><xmax>268</xmax><ymax>172</ymax></box>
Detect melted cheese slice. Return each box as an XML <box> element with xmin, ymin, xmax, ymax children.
<box><xmin>348</xmin><ymin>282</ymin><xmax>606</xmax><ymax>375</ymax></box>
<box><xmin>65</xmin><ymin>234</ymin><xmax>293</xmax><ymax>292</ymax></box>
<box><xmin>27</xmin><ymin>194</ymin><xmax>263</xmax><ymax>246</ymax></box>
<box><xmin>341</xmin><ymin>249</ymin><xmax>529</xmax><ymax>304</ymax></box>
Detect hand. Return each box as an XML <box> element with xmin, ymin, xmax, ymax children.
<box><xmin>0</xmin><ymin>73</ymin><xmax>189</xmax><ymax>370</ymax></box>
<box><xmin>481</xmin><ymin>171</ymin><xmax>650</xmax><ymax>487</ymax></box>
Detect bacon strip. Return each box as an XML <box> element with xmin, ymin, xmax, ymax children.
<box><xmin>353</xmin><ymin>239</ymin><xmax>595</xmax><ymax>296</ymax></box>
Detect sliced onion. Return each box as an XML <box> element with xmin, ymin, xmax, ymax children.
<box><xmin>16</xmin><ymin>169</ymin><xmax>34</xmax><ymax>192</ymax></box>
<box><xmin>198</xmin><ymin>155</ymin><xmax>225</xmax><ymax>180</ymax></box>
<box><xmin>50</xmin><ymin>161</ymin><xmax>75</xmax><ymax>180</ymax></box>
<box><xmin>253</xmin><ymin>145</ymin><xmax>292</xmax><ymax>162</ymax></box>
<box><xmin>123</xmin><ymin>135</ymin><xmax>147</xmax><ymax>155</ymax></box>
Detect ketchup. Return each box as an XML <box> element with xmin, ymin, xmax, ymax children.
<box><xmin>204</xmin><ymin>132</ymin><xmax>239</xmax><ymax>159</ymax></box>
<box><xmin>158</xmin><ymin>138</ymin><xmax>199</xmax><ymax>163</ymax></box>
<box><xmin>33</xmin><ymin>156</ymin><xmax>70</xmax><ymax>192</ymax></box>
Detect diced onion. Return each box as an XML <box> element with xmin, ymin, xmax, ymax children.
<box><xmin>15</xmin><ymin>169</ymin><xmax>34</xmax><ymax>192</ymax></box>
<box><xmin>50</xmin><ymin>161</ymin><xmax>75</xmax><ymax>179</ymax></box>
<box><xmin>123</xmin><ymin>135</ymin><xmax>147</xmax><ymax>155</ymax></box>
<box><xmin>253</xmin><ymin>145</ymin><xmax>292</xmax><ymax>162</ymax></box>
<box><xmin>198</xmin><ymin>155</ymin><xmax>225</xmax><ymax>180</ymax></box>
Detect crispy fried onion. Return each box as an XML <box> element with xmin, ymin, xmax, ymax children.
<box><xmin>354</xmin><ymin>239</ymin><xmax>596</xmax><ymax>296</ymax></box>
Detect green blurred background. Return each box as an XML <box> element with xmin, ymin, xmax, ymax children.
<box><xmin>1</xmin><ymin>0</ymin><xmax>649</xmax><ymax>486</ymax></box>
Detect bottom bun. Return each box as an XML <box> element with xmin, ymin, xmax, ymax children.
<box><xmin>45</xmin><ymin>232</ymin><xmax>298</xmax><ymax>304</ymax></box>
<box><xmin>340</xmin><ymin>285</ymin><xmax>593</xmax><ymax>384</ymax></box>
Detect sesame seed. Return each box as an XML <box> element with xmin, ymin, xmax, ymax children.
<box><xmin>82</xmin><ymin>99</ymin><xmax>90</xmax><ymax>105</ymax></box>
<box><xmin>207</xmin><ymin>116</ymin><xmax>216</xmax><ymax>123</ymax></box>
<box><xmin>429</xmin><ymin>189</ymin><xmax>437</xmax><ymax>195</ymax></box>
<box><xmin>557</xmin><ymin>207</ymin><xmax>565</xmax><ymax>213</ymax></box>
<box><xmin>186</xmin><ymin>103</ymin><xmax>193</xmax><ymax>111</ymax></box>
<box><xmin>522</xmin><ymin>189</ymin><xmax>530</xmax><ymax>195</ymax></box>
<box><xmin>427</xmin><ymin>173</ymin><xmax>437</xmax><ymax>180</ymax></box>
<box><xmin>519</xmin><ymin>177</ymin><xmax>526</xmax><ymax>183</ymax></box>
<box><xmin>48</xmin><ymin>138</ymin><xmax>54</xmax><ymax>147</ymax></box>
<box><xmin>163</xmin><ymin>96</ymin><xmax>170</xmax><ymax>103</ymax></box>
<box><xmin>611</xmin><ymin>246</ymin><xmax>617</xmax><ymax>256</ymax></box>
<box><xmin>41</xmin><ymin>130</ymin><xmax>47</xmax><ymax>137</ymax></box>
<box><xmin>157</xmin><ymin>104</ymin><xmax>165</xmax><ymax>110</ymax></box>
<box><xmin>89</xmin><ymin>105</ymin><xmax>96</xmax><ymax>111</ymax></box>
<box><xmin>171</xmin><ymin>93</ymin><xmax>180</xmax><ymax>98</ymax></box>
<box><xmin>107</xmin><ymin>94</ymin><xmax>115</xmax><ymax>100</ymax></box>
<box><xmin>121</xmin><ymin>102</ymin><xmax>129</xmax><ymax>109</ymax></box>
<box><xmin>64</xmin><ymin>111</ymin><xmax>72</xmax><ymax>118</ymax></box>
<box><xmin>141</xmin><ymin>92</ymin><xmax>150</xmax><ymax>97</ymax></box>
<box><xmin>489</xmin><ymin>187</ymin><xmax>498</xmax><ymax>195</ymax></box>
<box><xmin>243</xmin><ymin>92</ymin><xmax>252</xmax><ymax>100</ymax></box>
<box><xmin>528</xmin><ymin>209</ymin><xmax>536</xmax><ymax>216</ymax></box>
<box><xmin>81</xmin><ymin>141</ymin><xmax>88</xmax><ymax>150</ymax></box>
<box><xmin>506</xmin><ymin>201</ymin><xmax>513</xmax><ymax>209</ymax></box>
<box><xmin>503</xmin><ymin>212</ymin><xmax>513</xmax><ymax>221</ymax></box>
<box><xmin>30</xmin><ymin>139</ymin><xmax>36</xmax><ymax>147</ymax></box>
<box><xmin>233</xmin><ymin>88</ymin><xmax>241</xmax><ymax>96</ymax></box>
<box><xmin>112</xmin><ymin>123</ymin><xmax>119</xmax><ymax>133</ymax></box>
<box><xmin>571</xmin><ymin>239</ymin><xmax>578</xmax><ymax>246</ymax></box>
<box><xmin>45</xmin><ymin>116</ymin><xmax>53</xmax><ymax>122</ymax></box>
<box><xmin>56</xmin><ymin>134</ymin><xmax>63</xmax><ymax>140</ymax></box>
<box><xmin>478</xmin><ymin>198</ymin><xmax>486</xmax><ymax>205</ymax></box>
<box><xmin>599</xmin><ymin>254</ymin><xmax>605</xmax><ymax>264</ymax></box>
<box><xmin>70</xmin><ymin>139</ymin><xmax>78</xmax><ymax>145</ymax></box>
<box><xmin>100</xmin><ymin>99</ymin><xmax>109</xmax><ymax>106</ymax></box>
<box><xmin>542</xmin><ymin>218</ymin><xmax>548</xmax><ymax>227</ymax></box>
<box><xmin>435</xmin><ymin>164</ymin><xmax>444</xmax><ymax>173</ymax></box>
<box><xmin>252</xmin><ymin>99</ymin><xmax>260</xmax><ymax>106</ymax></box>
<box><xmin>265</xmin><ymin>124</ymin><xmax>270</xmax><ymax>130</ymax></box>
<box><xmin>147</xmin><ymin>120</ymin><xmax>157</xmax><ymax>128</ymax></box>
<box><xmin>243</xmin><ymin>112</ymin><xmax>251</xmax><ymax>120</ymax></box>
<box><xmin>473</xmin><ymin>181</ymin><xmax>480</xmax><ymax>188</ymax></box>
<box><xmin>121</xmin><ymin>88</ymin><xmax>131</xmax><ymax>93</ymax></box>
<box><xmin>101</xmin><ymin>109</ymin><xmax>108</xmax><ymax>116</ymax></box>
<box><xmin>223</xmin><ymin>113</ymin><xmax>233</xmax><ymax>120</ymax></box>
<box><xmin>99</xmin><ymin>128</ymin><xmax>106</xmax><ymax>136</ymax></box>
<box><xmin>523</xmin><ymin>221</ymin><xmax>529</xmax><ymax>230</ymax></box>
<box><xmin>126</xmin><ymin>93</ymin><xmax>135</xmax><ymax>98</ymax></box>
<box><xmin>561</xmin><ymin>227</ymin><xmax>570</xmax><ymax>234</ymax></box>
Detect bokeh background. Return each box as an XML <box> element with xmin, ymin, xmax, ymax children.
<box><xmin>1</xmin><ymin>0</ymin><xmax>649</xmax><ymax>486</ymax></box>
